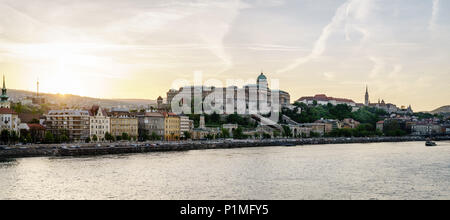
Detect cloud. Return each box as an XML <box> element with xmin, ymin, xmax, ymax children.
<box><xmin>323</xmin><ymin>72</ymin><xmax>335</xmax><ymax>81</ymax></box>
<box><xmin>369</xmin><ymin>56</ymin><xmax>385</xmax><ymax>79</ymax></box>
<box><xmin>429</xmin><ymin>0</ymin><xmax>440</xmax><ymax>31</ymax></box>
<box><xmin>277</xmin><ymin>0</ymin><xmax>373</xmax><ymax>74</ymax></box>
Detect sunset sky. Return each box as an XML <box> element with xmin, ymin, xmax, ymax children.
<box><xmin>0</xmin><ymin>0</ymin><xmax>449</xmax><ymax>111</ymax></box>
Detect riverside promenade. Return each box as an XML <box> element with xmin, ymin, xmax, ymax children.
<box><xmin>1</xmin><ymin>136</ymin><xmax>449</xmax><ymax>159</ymax></box>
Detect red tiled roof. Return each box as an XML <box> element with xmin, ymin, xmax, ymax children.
<box><xmin>27</xmin><ymin>124</ymin><xmax>46</xmax><ymax>130</ymax></box>
<box><xmin>162</xmin><ymin>112</ymin><xmax>178</xmax><ymax>117</ymax></box>
<box><xmin>0</xmin><ymin>108</ymin><xmax>17</xmax><ymax>114</ymax></box>
<box><xmin>297</xmin><ymin>94</ymin><xmax>355</xmax><ymax>103</ymax></box>
<box><xmin>18</xmin><ymin>113</ymin><xmax>42</xmax><ymax>123</ymax></box>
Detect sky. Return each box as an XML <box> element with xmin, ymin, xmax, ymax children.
<box><xmin>0</xmin><ymin>0</ymin><xmax>449</xmax><ymax>111</ymax></box>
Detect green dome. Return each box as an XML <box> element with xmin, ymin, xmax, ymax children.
<box><xmin>257</xmin><ymin>73</ymin><xmax>267</xmax><ymax>82</ymax></box>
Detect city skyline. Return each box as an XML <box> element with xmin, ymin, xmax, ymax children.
<box><xmin>1</xmin><ymin>0</ymin><xmax>449</xmax><ymax>112</ymax></box>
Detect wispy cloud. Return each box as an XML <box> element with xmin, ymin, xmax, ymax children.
<box><xmin>429</xmin><ymin>0</ymin><xmax>440</xmax><ymax>31</ymax></box>
<box><xmin>277</xmin><ymin>0</ymin><xmax>373</xmax><ymax>74</ymax></box>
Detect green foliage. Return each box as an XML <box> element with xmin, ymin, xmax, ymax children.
<box><xmin>189</xmin><ymin>113</ymin><xmax>257</xmax><ymax>129</ymax></box>
<box><xmin>60</xmin><ymin>134</ymin><xmax>69</xmax><ymax>143</ymax></box>
<box><xmin>150</xmin><ymin>132</ymin><xmax>161</xmax><ymax>141</ymax></box>
<box><xmin>286</xmin><ymin>104</ymin><xmax>387</xmax><ymax>129</ymax></box>
<box><xmin>105</xmin><ymin>132</ymin><xmax>114</xmax><ymax>142</ymax></box>
<box><xmin>122</xmin><ymin>133</ymin><xmax>130</xmax><ymax>141</ymax></box>
<box><xmin>1</xmin><ymin>130</ymin><xmax>10</xmax><ymax>144</ymax></box>
<box><xmin>220</xmin><ymin>128</ymin><xmax>230</xmax><ymax>139</ymax></box>
<box><xmin>282</xmin><ymin>125</ymin><xmax>292</xmax><ymax>138</ymax></box>
<box><xmin>383</xmin><ymin>120</ymin><xmax>408</xmax><ymax>136</ymax></box>
<box><xmin>92</xmin><ymin>135</ymin><xmax>98</xmax><ymax>142</ymax></box>
<box><xmin>232</xmin><ymin>127</ymin><xmax>247</xmax><ymax>139</ymax></box>
<box><xmin>183</xmin><ymin>131</ymin><xmax>192</xmax><ymax>139</ymax></box>
<box><xmin>327</xmin><ymin>123</ymin><xmax>381</xmax><ymax>137</ymax></box>
<box><xmin>85</xmin><ymin>137</ymin><xmax>91</xmax><ymax>143</ymax></box>
<box><xmin>309</xmin><ymin>131</ymin><xmax>321</xmax><ymax>138</ymax></box>
<box><xmin>273</xmin><ymin>130</ymin><xmax>280</xmax><ymax>138</ymax></box>
<box><xmin>44</xmin><ymin>131</ymin><xmax>54</xmax><ymax>144</ymax></box>
<box><xmin>262</xmin><ymin>133</ymin><xmax>272</xmax><ymax>139</ymax></box>
<box><xmin>30</xmin><ymin>119</ymin><xmax>40</xmax><ymax>124</ymax></box>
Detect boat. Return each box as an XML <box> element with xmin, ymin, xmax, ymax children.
<box><xmin>426</xmin><ymin>140</ymin><xmax>437</xmax><ymax>147</ymax></box>
<box><xmin>283</xmin><ymin>143</ymin><xmax>297</xmax><ymax>147</ymax></box>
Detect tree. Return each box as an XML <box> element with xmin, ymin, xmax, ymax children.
<box><xmin>60</xmin><ymin>134</ymin><xmax>69</xmax><ymax>143</ymax></box>
<box><xmin>30</xmin><ymin>118</ymin><xmax>40</xmax><ymax>124</ymax></box>
<box><xmin>92</xmin><ymin>135</ymin><xmax>98</xmax><ymax>142</ymax></box>
<box><xmin>122</xmin><ymin>133</ymin><xmax>130</xmax><ymax>141</ymax></box>
<box><xmin>1</xmin><ymin>130</ymin><xmax>10</xmax><ymax>144</ymax></box>
<box><xmin>282</xmin><ymin>125</ymin><xmax>293</xmax><ymax>138</ymax></box>
<box><xmin>151</xmin><ymin>132</ymin><xmax>160</xmax><ymax>141</ymax></box>
<box><xmin>273</xmin><ymin>130</ymin><xmax>280</xmax><ymax>138</ymax></box>
<box><xmin>232</xmin><ymin>127</ymin><xmax>245</xmax><ymax>139</ymax></box>
<box><xmin>183</xmin><ymin>131</ymin><xmax>192</xmax><ymax>140</ymax></box>
<box><xmin>105</xmin><ymin>132</ymin><xmax>113</xmax><ymax>142</ymax></box>
<box><xmin>44</xmin><ymin>131</ymin><xmax>54</xmax><ymax>144</ymax></box>
<box><xmin>310</xmin><ymin>131</ymin><xmax>321</xmax><ymax>138</ymax></box>
<box><xmin>262</xmin><ymin>133</ymin><xmax>272</xmax><ymax>139</ymax></box>
<box><xmin>85</xmin><ymin>137</ymin><xmax>91</xmax><ymax>143</ymax></box>
<box><xmin>10</xmin><ymin>131</ymin><xmax>19</xmax><ymax>144</ymax></box>
<box><xmin>220</xmin><ymin>128</ymin><xmax>230</xmax><ymax>139</ymax></box>
<box><xmin>383</xmin><ymin>120</ymin><xmax>407</xmax><ymax>136</ymax></box>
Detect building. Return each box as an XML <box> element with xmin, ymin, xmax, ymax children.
<box><xmin>138</xmin><ymin>112</ymin><xmax>165</xmax><ymax>139</ymax></box>
<box><xmin>0</xmin><ymin>108</ymin><xmax>20</xmax><ymax>134</ymax></box>
<box><xmin>363</xmin><ymin>86</ymin><xmax>412</xmax><ymax>114</ymax></box>
<box><xmin>222</xmin><ymin>124</ymin><xmax>238</xmax><ymax>136</ymax></box>
<box><xmin>44</xmin><ymin>110</ymin><xmax>90</xmax><ymax>142</ymax></box>
<box><xmin>32</xmin><ymin>79</ymin><xmax>46</xmax><ymax>105</ymax></box>
<box><xmin>180</xmin><ymin>115</ymin><xmax>194</xmax><ymax>138</ymax></box>
<box><xmin>163</xmin><ymin>112</ymin><xmax>180</xmax><ymax>141</ymax></box>
<box><xmin>342</xmin><ymin>118</ymin><xmax>360</xmax><ymax>129</ymax></box>
<box><xmin>108</xmin><ymin>111</ymin><xmax>138</xmax><ymax>140</ymax></box>
<box><xmin>192</xmin><ymin>127</ymin><xmax>220</xmax><ymax>140</ymax></box>
<box><xmin>300</xmin><ymin>123</ymin><xmax>329</xmax><ymax>136</ymax></box>
<box><xmin>285</xmin><ymin>125</ymin><xmax>311</xmax><ymax>138</ymax></box>
<box><xmin>165</xmin><ymin>72</ymin><xmax>291</xmax><ymax>114</ymax></box>
<box><xmin>0</xmin><ymin>76</ymin><xmax>10</xmax><ymax>108</ymax></box>
<box><xmin>297</xmin><ymin>94</ymin><xmax>356</xmax><ymax>107</ymax></box>
<box><xmin>89</xmin><ymin>105</ymin><xmax>110</xmax><ymax>141</ymax></box>
<box><xmin>19</xmin><ymin>123</ymin><xmax>46</xmax><ymax>143</ymax></box>
<box><xmin>376</xmin><ymin>121</ymin><xmax>384</xmax><ymax>131</ymax></box>
<box><xmin>411</xmin><ymin>123</ymin><xmax>442</xmax><ymax>136</ymax></box>
<box><xmin>315</xmin><ymin>119</ymin><xmax>340</xmax><ymax>132</ymax></box>
<box><xmin>365</xmin><ymin>85</ymin><xmax>370</xmax><ymax>106</ymax></box>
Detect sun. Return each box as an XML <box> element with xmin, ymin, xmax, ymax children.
<box><xmin>20</xmin><ymin>42</ymin><xmax>103</xmax><ymax>96</ymax></box>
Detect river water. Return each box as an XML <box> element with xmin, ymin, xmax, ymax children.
<box><xmin>1</xmin><ymin>141</ymin><xmax>449</xmax><ymax>200</ymax></box>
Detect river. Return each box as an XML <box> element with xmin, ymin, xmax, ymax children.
<box><xmin>1</xmin><ymin>141</ymin><xmax>449</xmax><ymax>200</ymax></box>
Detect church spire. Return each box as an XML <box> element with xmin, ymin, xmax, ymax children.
<box><xmin>1</xmin><ymin>74</ymin><xmax>9</xmax><ymax>103</ymax></box>
<box><xmin>364</xmin><ymin>85</ymin><xmax>370</xmax><ymax>106</ymax></box>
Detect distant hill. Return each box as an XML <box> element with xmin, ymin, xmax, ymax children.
<box><xmin>8</xmin><ymin>89</ymin><xmax>155</xmax><ymax>109</ymax></box>
<box><xmin>430</xmin><ymin>105</ymin><xmax>450</xmax><ymax>114</ymax></box>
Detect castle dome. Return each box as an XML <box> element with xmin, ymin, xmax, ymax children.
<box><xmin>257</xmin><ymin>73</ymin><xmax>267</xmax><ymax>82</ymax></box>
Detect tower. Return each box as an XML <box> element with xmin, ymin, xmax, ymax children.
<box><xmin>364</xmin><ymin>85</ymin><xmax>370</xmax><ymax>106</ymax></box>
<box><xmin>157</xmin><ymin>96</ymin><xmax>163</xmax><ymax>109</ymax></box>
<box><xmin>0</xmin><ymin>75</ymin><xmax>10</xmax><ymax>108</ymax></box>
<box><xmin>37</xmin><ymin>78</ymin><xmax>40</xmax><ymax>97</ymax></box>
<box><xmin>257</xmin><ymin>72</ymin><xmax>268</xmax><ymax>90</ymax></box>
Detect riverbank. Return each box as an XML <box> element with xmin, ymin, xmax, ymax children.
<box><xmin>1</xmin><ymin>136</ymin><xmax>449</xmax><ymax>159</ymax></box>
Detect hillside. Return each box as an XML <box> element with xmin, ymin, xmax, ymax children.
<box><xmin>8</xmin><ymin>89</ymin><xmax>156</xmax><ymax>109</ymax></box>
<box><xmin>431</xmin><ymin>105</ymin><xmax>450</xmax><ymax>114</ymax></box>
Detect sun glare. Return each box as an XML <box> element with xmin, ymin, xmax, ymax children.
<box><xmin>19</xmin><ymin>42</ymin><xmax>104</xmax><ymax>96</ymax></box>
